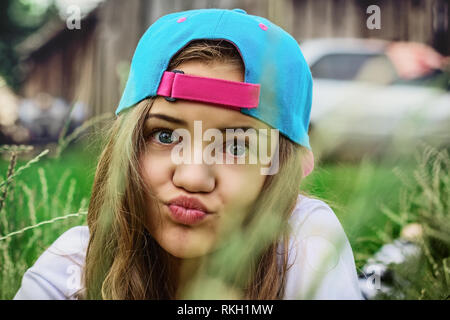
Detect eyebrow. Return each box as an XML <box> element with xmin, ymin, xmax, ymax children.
<box><xmin>145</xmin><ymin>113</ymin><xmax>187</xmax><ymax>125</ymax></box>
<box><xmin>145</xmin><ymin>113</ymin><xmax>260</xmax><ymax>133</ymax></box>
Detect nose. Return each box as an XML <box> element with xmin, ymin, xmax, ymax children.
<box><xmin>172</xmin><ymin>163</ymin><xmax>215</xmax><ymax>193</ymax></box>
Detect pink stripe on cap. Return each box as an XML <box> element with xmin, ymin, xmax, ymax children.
<box><xmin>157</xmin><ymin>71</ymin><xmax>260</xmax><ymax>109</ymax></box>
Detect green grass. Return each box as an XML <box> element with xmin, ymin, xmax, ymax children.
<box><xmin>0</xmin><ymin>139</ymin><xmax>102</xmax><ymax>299</ymax></box>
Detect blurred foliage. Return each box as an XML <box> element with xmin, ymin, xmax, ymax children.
<box><xmin>0</xmin><ymin>104</ymin><xmax>448</xmax><ymax>299</ymax></box>
<box><xmin>1</xmin><ymin>137</ymin><xmax>448</xmax><ymax>299</ymax></box>
<box><xmin>0</xmin><ymin>0</ymin><xmax>58</xmax><ymax>90</ymax></box>
<box><xmin>373</xmin><ymin>146</ymin><xmax>450</xmax><ymax>299</ymax></box>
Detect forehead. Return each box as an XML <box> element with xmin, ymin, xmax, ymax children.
<box><xmin>147</xmin><ymin>60</ymin><xmax>269</xmax><ymax>130</ymax></box>
<box><xmin>148</xmin><ymin>98</ymin><xmax>268</xmax><ymax>130</ymax></box>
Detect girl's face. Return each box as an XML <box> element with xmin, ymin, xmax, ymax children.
<box><xmin>140</xmin><ymin>60</ymin><xmax>271</xmax><ymax>259</ymax></box>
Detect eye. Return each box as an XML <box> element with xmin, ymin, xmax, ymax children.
<box><xmin>150</xmin><ymin>129</ymin><xmax>180</xmax><ymax>145</ymax></box>
<box><xmin>225</xmin><ymin>140</ymin><xmax>248</xmax><ymax>157</ymax></box>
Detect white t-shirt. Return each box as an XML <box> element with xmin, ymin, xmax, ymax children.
<box><xmin>13</xmin><ymin>195</ymin><xmax>363</xmax><ymax>300</ymax></box>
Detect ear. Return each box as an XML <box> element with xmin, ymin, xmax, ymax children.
<box><xmin>302</xmin><ymin>149</ymin><xmax>314</xmax><ymax>178</ymax></box>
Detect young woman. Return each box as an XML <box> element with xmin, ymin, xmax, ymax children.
<box><xmin>14</xmin><ymin>8</ymin><xmax>363</xmax><ymax>300</ymax></box>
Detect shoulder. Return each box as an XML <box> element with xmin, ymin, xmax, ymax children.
<box><xmin>283</xmin><ymin>195</ymin><xmax>363</xmax><ymax>300</ymax></box>
<box><xmin>13</xmin><ymin>226</ymin><xmax>89</xmax><ymax>300</ymax></box>
<box><xmin>288</xmin><ymin>195</ymin><xmax>347</xmax><ymax>242</ymax></box>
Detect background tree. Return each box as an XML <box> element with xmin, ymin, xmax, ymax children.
<box><xmin>0</xmin><ymin>0</ymin><xmax>57</xmax><ymax>91</ymax></box>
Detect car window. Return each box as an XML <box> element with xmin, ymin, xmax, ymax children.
<box><xmin>310</xmin><ymin>53</ymin><xmax>394</xmax><ymax>82</ymax></box>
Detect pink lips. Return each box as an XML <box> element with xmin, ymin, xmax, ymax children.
<box><xmin>167</xmin><ymin>196</ymin><xmax>210</xmax><ymax>225</ymax></box>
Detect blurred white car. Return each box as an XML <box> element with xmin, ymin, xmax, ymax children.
<box><xmin>300</xmin><ymin>38</ymin><xmax>450</xmax><ymax>158</ymax></box>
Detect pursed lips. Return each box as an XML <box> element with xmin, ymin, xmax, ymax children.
<box><xmin>166</xmin><ymin>195</ymin><xmax>213</xmax><ymax>214</ymax></box>
<box><xmin>165</xmin><ymin>196</ymin><xmax>215</xmax><ymax>225</ymax></box>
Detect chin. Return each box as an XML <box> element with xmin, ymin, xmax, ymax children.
<box><xmin>158</xmin><ymin>229</ymin><xmax>216</xmax><ymax>259</ymax></box>
<box><xmin>164</xmin><ymin>242</ymin><xmax>212</xmax><ymax>259</ymax></box>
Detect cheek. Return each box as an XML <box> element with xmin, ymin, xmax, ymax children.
<box><xmin>140</xmin><ymin>151</ymin><xmax>172</xmax><ymax>189</ymax></box>
<box><xmin>217</xmin><ymin>164</ymin><xmax>266</xmax><ymax>212</ymax></box>
<box><xmin>140</xmin><ymin>151</ymin><xmax>173</xmax><ymax>231</ymax></box>
<box><xmin>212</xmin><ymin>164</ymin><xmax>266</xmax><ymax>242</ymax></box>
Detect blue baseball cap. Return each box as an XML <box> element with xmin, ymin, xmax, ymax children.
<box><xmin>116</xmin><ymin>8</ymin><xmax>313</xmax><ymax>149</ymax></box>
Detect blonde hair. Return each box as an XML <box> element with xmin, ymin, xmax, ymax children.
<box><xmin>81</xmin><ymin>40</ymin><xmax>309</xmax><ymax>299</ymax></box>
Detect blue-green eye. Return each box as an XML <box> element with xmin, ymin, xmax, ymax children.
<box><xmin>226</xmin><ymin>140</ymin><xmax>248</xmax><ymax>157</ymax></box>
<box><xmin>151</xmin><ymin>130</ymin><xmax>177</xmax><ymax>145</ymax></box>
